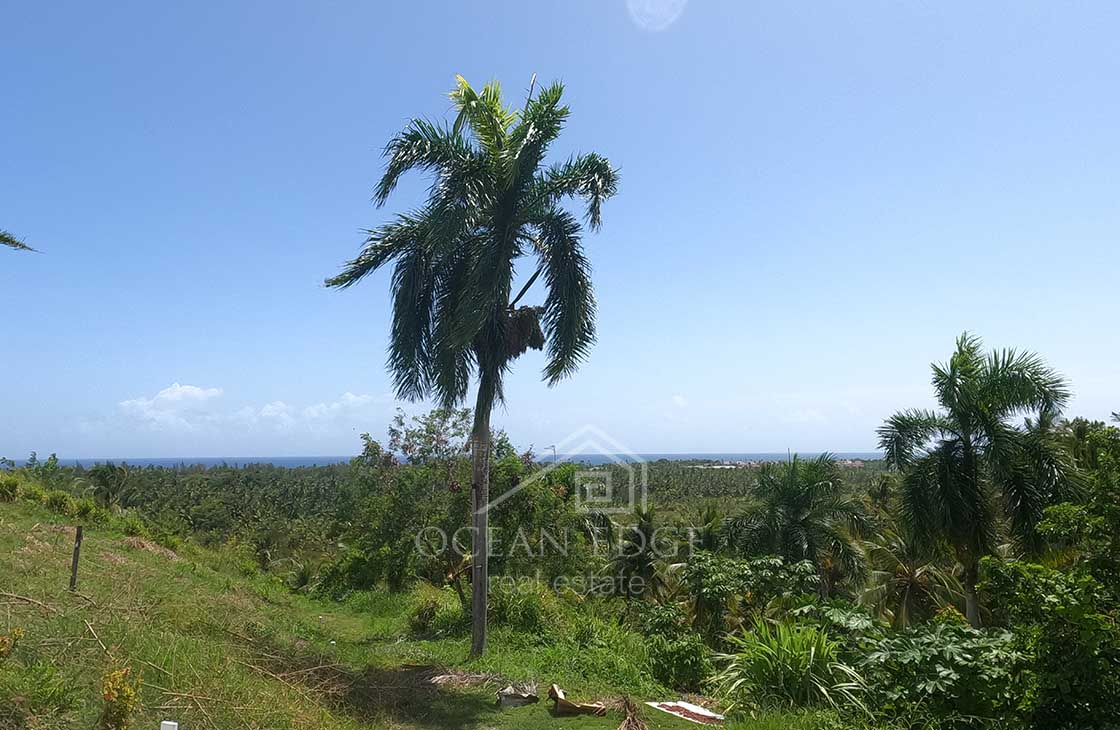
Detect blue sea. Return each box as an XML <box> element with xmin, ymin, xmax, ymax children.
<box><xmin>28</xmin><ymin>452</ymin><xmax>881</xmax><ymax>469</ymax></box>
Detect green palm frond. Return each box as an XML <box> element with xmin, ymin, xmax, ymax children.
<box><xmin>860</xmin><ymin>530</ymin><xmax>962</xmax><ymax>628</ymax></box>
<box><xmin>533</xmin><ymin>209</ymin><xmax>596</xmax><ymax>383</ymax></box>
<box><xmin>980</xmin><ymin>347</ymin><xmax>1071</xmax><ymax>417</ymax></box>
<box><xmin>449</xmin><ymin>76</ymin><xmax>516</xmax><ymax>157</ymax></box>
<box><xmin>536</xmin><ymin>153</ymin><xmax>619</xmax><ymax>231</ymax></box>
<box><xmin>1</xmin><ymin>230</ymin><xmax>34</xmax><ymax>252</ymax></box>
<box><xmin>375</xmin><ymin>119</ymin><xmax>483</xmax><ymax>206</ymax></box>
<box><xmin>876</xmin><ymin>408</ymin><xmax>952</xmax><ymax>468</ymax></box>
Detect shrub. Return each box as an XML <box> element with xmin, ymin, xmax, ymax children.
<box><xmin>317</xmin><ymin>546</ymin><xmax>394</xmax><ymax>597</ymax></box>
<box><xmin>647</xmin><ymin>631</ymin><xmax>712</xmax><ymax>690</ymax></box>
<box><xmin>714</xmin><ymin>618</ymin><xmax>866</xmax><ymax>714</ymax></box>
<box><xmin>409</xmin><ymin>595</ymin><xmax>441</xmax><ymax>634</ymax></box>
<box><xmin>682</xmin><ymin>553</ymin><xmax>820</xmax><ymax>641</ymax></box>
<box><xmin>98</xmin><ymin>667</ymin><xmax>139</xmax><ymax>730</ymax></box>
<box><xmin>408</xmin><ymin>586</ymin><xmax>468</xmax><ymax>636</ymax></box>
<box><xmin>982</xmin><ymin>558</ymin><xmax>1120</xmax><ymax>729</ymax></box>
<box><xmin>71</xmin><ymin>497</ymin><xmax>110</xmax><ymax>524</ymax></box>
<box><xmin>152</xmin><ymin>530</ymin><xmax>182</xmax><ymax>553</ymax></box>
<box><xmin>489</xmin><ymin>582</ymin><xmax>558</xmax><ymax>635</ymax></box>
<box><xmin>568</xmin><ymin>613</ymin><xmax>616</xmax><ymax>649</ymax></box>
<box><xmin>636</xmin><ymin>602</ymin><xmax>713</xmax><ymax>689</ymax></box>
<box><xmin>116</xmin><ymin>511</ymin><xmax>150</xmax><ymax>538</ymax></box>
<box><xmin>17</xmin><ymin>482</ymin><xmax>46</xmax><ymax>503</ymax></box>
<box><xmin>43</xmin><ymin>489</ymin><xmax>74</xmax><ymax>514</ymax></box>
<box><xmin>0</xmin><ymin>475</ymin><xmax>17</xmax><ymax>502</ymax></box>
<box><xmin>861</xmin><ymin>621</ymin><xmax>1022</xmax><ymax>727</ymax></box>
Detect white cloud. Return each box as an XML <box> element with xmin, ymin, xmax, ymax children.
<box><xmin>671</xmin><ymin>394</ymin><xmax>688</xmax><ymax>408</ymax></box>
<box><xmin>120</xmin><ymin>382</ymin><xmax>222</xmax><ymax>410</ymax></box>
<box><xmin>257</xmin><ymin>400</ymin><xmax>296</xmax><ymax>429</ymax></box>
<box><xmin>116</xmin><ymin>384</ymin><xmax>383</xmax><ymax>435</ymax></box>
<box><xmin>302</xmin><ymin>392</ymin><xmax>374</xmax><ymax>421</ymax></box>
<box><xmin>118</xmin><ymin>382</ymin><xmax>224</xmax><ymax>431</ymax></box>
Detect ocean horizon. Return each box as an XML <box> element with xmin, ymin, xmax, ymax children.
<box><xmin>15</xmin><ymin>452</ymin><xmax>883</xmax><ymax>469</ymax></box>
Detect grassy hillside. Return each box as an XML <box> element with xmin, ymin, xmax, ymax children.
<box><xmin>1</xmin><ymin>499</ymin><xmax>842</xmax><ymax>730</ymax></box>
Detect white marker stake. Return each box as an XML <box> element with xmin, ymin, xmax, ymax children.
<box><xmin>160</xmin><ymin>722</ymin><xmax>179</xmax><ymax>730</ymax></box>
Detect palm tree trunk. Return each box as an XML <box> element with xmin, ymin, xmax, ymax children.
<box><xmin>468</xmin><ymin>393</ymin><xmax>492</xmax><ymax>658</ymax></box>
<box><xmin>963</xmin><ymin>561</ymin><xmax>981</xmax><ymax>628</ymax></box>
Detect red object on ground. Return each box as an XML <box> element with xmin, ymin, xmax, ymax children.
<box><xmin>653</xmin><ymin>702</ymin><xmax>723</xmax><ymax>725</ymax></box>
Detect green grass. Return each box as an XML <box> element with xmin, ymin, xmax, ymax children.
<box><xmin>1</xmin><ymin>499</ymin><xmax>704</xmax><ymax>730</ymax></box>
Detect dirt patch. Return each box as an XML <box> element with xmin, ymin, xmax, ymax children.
<box><xmin>235</xmin><ymin>637</ymin><xmax>496</xmax><ymax>728</ymax></box>
<box><xmin>100</xmin><ymin>551</ymin><xmax>129</xmax><ymax>566</ymax></box>
<box><xmin>121</xmin><ymin>537</ymin><xmax>179</xmax><ymax>561</ymax></box>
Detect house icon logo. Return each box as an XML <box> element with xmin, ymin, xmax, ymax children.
<box><xmin>482</xmin><ymin>424</ymin><xmax>647</xmax><ymax>515</ymax></box>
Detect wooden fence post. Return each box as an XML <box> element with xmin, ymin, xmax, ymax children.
<box><xmin>69</xmin><ymin>525</ymin><xmax>83</xmax><ymax>591</ymax></box>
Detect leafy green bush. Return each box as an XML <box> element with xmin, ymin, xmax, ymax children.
<box><xmin>152</xmin><ymin>529</ymin><xmax>182</xmax><ymax>552</ymax></box>
<box><xmin>317</xmin><ymin>547</ymin><xmax>389</xmax><ymax>597</ymax></box>
<box><xmin>647</xmin><ymin>631</ymin><xmax>712</xmax><ymax>691</ymax></box>
<box><xmin>567</xmin><ymin>611</ymin><xmax>620</xmax><ymax>649</ymax></box>
<box><xmin>861</xmin><ymin>621</ymin><xmax>1022</xmax><ymax>727</ymax></box>
<box><xmin>42</xmin><ymin>489</ymin><xmax>74</xmax><ymax>515</ymax></box>
<box><xmin>489</xmin><ymin>582</ymin><xmax>560</xmax><ymax>635</ymax></box>
<box><xmin>982</xmin><ymin>558</ymin><xmax>1120</xmax><ymax>729</ymax></box>
<box><xmin>70</xmin><ymin>497</ymin><xmax>110</xmax><ymax>524</ymax></box>
<box><xmin>681</xmin><ymin>552</ymin><xmax>820</xmax><ymax>641</ymax></box>
<box><xmin>636</xmin><ymin>603</ymin><xmax>712</xmax><ymax>689</ymax></box>
<box><xmin>115</xmin><ymin>510</ymin><xmax>150</xmax><ymax>538</ymax></box>
<box><xmin>408</xmin><ymin>594</ymin><xmax>441</xmax><ymax>634</ymax></box>
<box><xmin>0</xmin><ymin>475</ymin><xmax>17</xmax><ymax>502</ymax></box>
<box><xmin>407</xmin><ymin>586</ymin><xmax>468</xmax><ymax>636</ymax></box>
<box><xmin>714</xmin><ymin>618</ymin><xmax>866</xmax><ymax>714</ymax></box>
<box><xmin>17</xmin><ymin>481</ymin><xmax>46</xmax><ymax>504</ymax></box>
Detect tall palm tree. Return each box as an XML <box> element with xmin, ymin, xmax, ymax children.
<box><xmin>1</xmin><ymin>230</ymin><xmax>34</xmax><ymax>252</ymax></box>
<box><xmin>728</xmin><ymin>454</ymin><xmax>869</xmax><ymax>596</ymax></box>
<box><xmin>326</xmin><ymin>75</ymin><xmax>618</xmax><ymax>656</ymax></box>
<box><xmin>877</xmin><ymin>333</ymin><xmax>1076</xmax><ymax>626</ymax></box>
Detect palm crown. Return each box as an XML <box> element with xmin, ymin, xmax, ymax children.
<box><xmin>326</xmin><ymin>76</ymin><xmax>618</xmax><ymax>411</ymax></box>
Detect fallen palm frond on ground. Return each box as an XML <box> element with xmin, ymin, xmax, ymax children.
<box><xmin>617</xmin><ymin>696</ymin><xmax>649</xmax><ymax>730</ymax></box>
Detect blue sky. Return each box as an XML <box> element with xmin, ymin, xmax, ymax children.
<box><xmin>2</xmin><ymin>0</ymin><xmax>1118</xmax><ymax>458</ymax></box>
